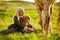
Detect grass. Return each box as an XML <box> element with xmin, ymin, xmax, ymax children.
<box><xmin>0</xmin><ymin>1</ymin><xmax>60</xmax><ymax>40</ymax></box>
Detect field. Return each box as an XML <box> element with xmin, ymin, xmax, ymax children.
<box><xmin>0</xmin><ymin>1</ymin><xmax>59</xmax><ymax>40</ymax></box>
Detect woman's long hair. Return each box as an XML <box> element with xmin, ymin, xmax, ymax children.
<box><xmin>15</xmin><ymin>7</ymin><xmax>24</xmax><ymax>20</ymax></box>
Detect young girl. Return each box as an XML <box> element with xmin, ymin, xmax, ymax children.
<box><xmin>21</xmin><ymin>16</ymin><xmax>37</xmax><ymax>33</ymax></box>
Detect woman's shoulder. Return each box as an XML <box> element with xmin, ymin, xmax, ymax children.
<box><xmin>14</xmin><ymin>15</ymin><xmax>17</xmax><ymax>18</ymax></box>
<box><xmin>14</xmin><ymin>16</ymin><xmax>18</xmax><ymax>20</ymax></box>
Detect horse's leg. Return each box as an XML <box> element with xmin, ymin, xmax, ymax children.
<box><xmin>45</xmin><ymin>6</ymin><xmax>53</xmax><ymax>37</ymax></box>
<box><xmin>37</xmin><ymin>9</ymin><xmax>43</xmax><ymax>32</ymax></box>
<box><xmin>43</xmin><ymin>7</ymin><xmax>50</xmax><ymax>37</ymax></box>
<box><xmin>49</xmin><ymin>6</ymin><xmax>52</xmax><ymax>33</ymax></box>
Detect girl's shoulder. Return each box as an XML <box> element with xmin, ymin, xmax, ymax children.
<box><xmin>28</xmin><ymin>24</ymin><xmax>33</xmax><ymax>28</ymax></box>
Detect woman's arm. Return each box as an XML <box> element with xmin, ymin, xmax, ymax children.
<box><xmin>14</xmin><ymin>16</ymin><xmax>20</xmax><ymax>24</ymax></box>
<box><xmin>14</xmin><ymin>16</ymin><xmax>24</xmax><ymax>29</ymax></box>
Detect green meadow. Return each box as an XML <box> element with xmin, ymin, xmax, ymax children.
<box><xmin>0</xmin><ymin>1</ymin><xmax>59</xmax><ymax>40</ymax></box>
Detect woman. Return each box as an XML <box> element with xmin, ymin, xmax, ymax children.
<box><xmin>0</xmin><ymin>7</ymin><xmax>25</xmax><ymax>34</ymax></box>
<box><xmin>7</xmin><ymin>7</ymin><xmax>25</xmax><ymax>33</ymax></box>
